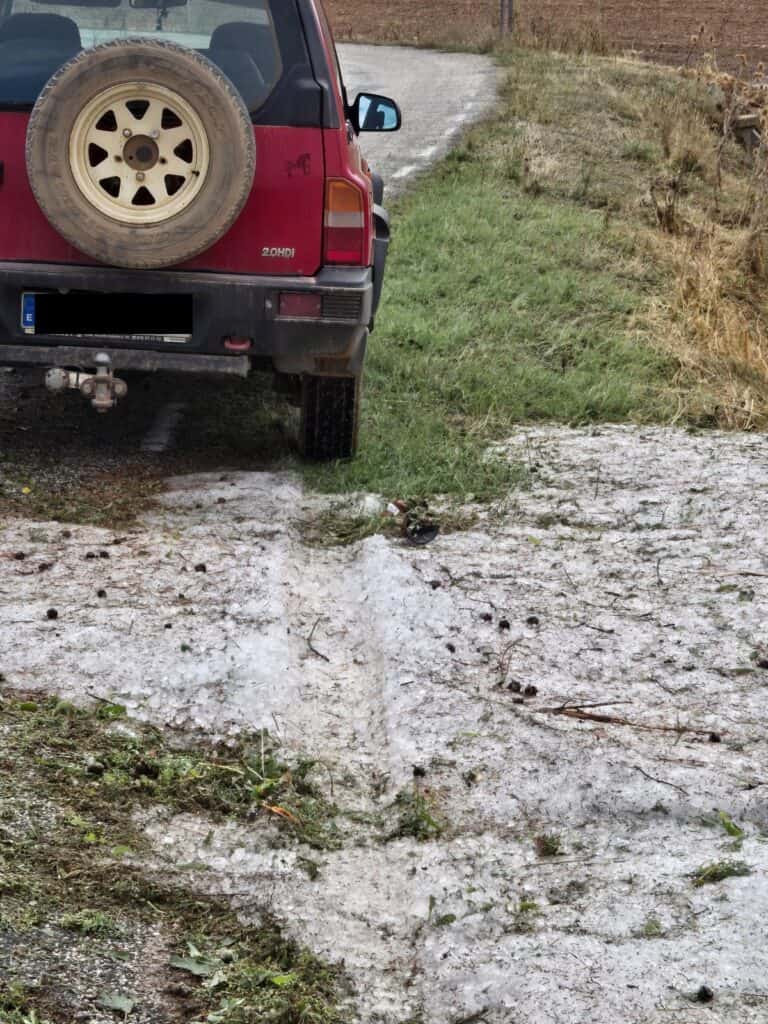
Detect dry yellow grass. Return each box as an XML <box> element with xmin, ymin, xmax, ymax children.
<box><xmin>649</xmin><ymin>224</ymin><xmax>768</xmax><ymax>428</ymax></box>
<box><xmin>498</xmin><ymin>47</ymin><xmax>768</xmax><ymax>429</ymax></box>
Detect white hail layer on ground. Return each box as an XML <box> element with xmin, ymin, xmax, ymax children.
<box><xmin>2</xmin><ymin>424</ymin><xmax>768</xmax><ymax>1022</ymax></box>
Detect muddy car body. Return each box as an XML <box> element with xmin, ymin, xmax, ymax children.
<box><xmin>0</xmin><ymin>0</ymin><xmax>399</xmax><ymax>457</ymax></box>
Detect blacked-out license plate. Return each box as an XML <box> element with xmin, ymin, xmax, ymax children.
<box><xmin>20</xmin><ymin>291</ymin><xmax>193</xmax><ymax>343</ymax></box>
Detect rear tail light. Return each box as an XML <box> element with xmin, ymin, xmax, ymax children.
<box><xmin>324</xmin><ymin>179</ymin><xmax>365</xmax><ymax>265</ymax></box>
<box><xmin>279</xmin><ymin>292</ymin><xmax>322</xmax><ymax>318</ymax></box>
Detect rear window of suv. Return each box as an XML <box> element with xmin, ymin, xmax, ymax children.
<box><xmin>0</xmin><ymin>0</ymin><xmax>321</xmax><ymax>123</ymax></box>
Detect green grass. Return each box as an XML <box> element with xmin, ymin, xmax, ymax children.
<box><xmin>386</xmin><ymin>787</ymin><xmax>444</xmax><ymax>842</ymax></box>
<box><xmin>0</xmin><ymin>695</ymin><xmax>341</xmax><ymax>851</ymax></box>
<box><xmin>57</xmin><ymin>909</ymin><xmax>118</xmax><ymax>935</ymax></box>
<box><xmin>690</xmin><ymin>859</ymin><xmax>752</xmax><ymax>887</ymax></box>
<box><xmin>309</xmin><ymin>52</ymin><xmax>688</xmax><ymax>500</ymax></box>
<box><xmin>640</xmin><ymin>915</ymin><xmax>665</xmax><ymax>938</ymax></box>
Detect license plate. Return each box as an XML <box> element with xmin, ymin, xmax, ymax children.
<box><xmin>19</xmin><ymin>291</ymin><xmax>192</xmax><ymax>343</ymax></box>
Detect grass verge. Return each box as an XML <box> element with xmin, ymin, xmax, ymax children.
<box><xmin>310</xmin><ymin>53</ymin><xmax>691</xmax><ymax>499</ymax></box>
<box><xmin>312</xmin><ymin>45</ymin><xmax>768</xmax><ymax>501</ymax></box>
<box><xmin>0</xmin><ymin>692</ymin><xmax>347</xmax><ymax>1021</ymax></box>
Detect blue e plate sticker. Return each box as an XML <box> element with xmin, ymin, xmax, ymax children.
<box><xmin>21</xmin><ymin>293</ymin><xmax>36</xmax><ymax>335</ymax></box>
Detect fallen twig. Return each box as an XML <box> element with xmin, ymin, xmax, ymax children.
<box><xmin>525</xmin><ymin>856</ymin><xmax>630</xmax><ymax>869</ymax></box>
<box><xmin>632</xmin><ymin>765</ymin><xmax>688</xmax><ymax>794</ymax></box>
<box><xmin>556</xmin><ymin>699</ymin><xmax>633</xmax><ymax>711</ymax></box>
<box><xmin>696</xmin><ymin>568</ymin><xmax>768</xmax><ymax>579</ymax></box>
<box><xmin>306</xmin><ymin>617</ymin><xmax>330</xmax><ymax>662</ymax></box>
<box><xmin>536</xmin><ymin>704</ymin><xmax>717</xmax><ymax>736</ymax></box>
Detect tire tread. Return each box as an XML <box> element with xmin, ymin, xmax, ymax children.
<box><xmin>300</xmin><ymin>375</ymin><xmax>360</xmax><ymax>461</ymax></box>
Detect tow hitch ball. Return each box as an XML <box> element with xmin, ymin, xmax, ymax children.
<box><xmin>44</xmin><ymin>352</ymin><xmax>127</xmax><ymax>413</ymax></box>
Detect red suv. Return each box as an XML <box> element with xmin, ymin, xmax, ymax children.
<box><xmin>0</xmin><ymin>0</ymin><xmax>400</xmax><ymax>458</ymax></box>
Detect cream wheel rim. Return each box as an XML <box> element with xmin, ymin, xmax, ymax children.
<box><xmin>69</xmin><ymin>81</ymin><xmax>210</xmax><ymax>225</ymax></box>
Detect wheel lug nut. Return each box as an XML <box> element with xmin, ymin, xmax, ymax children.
<box><xmin>150</xmin><ymin>130</ymin><xmax>159</xmax><ymax>139</ymax></box>
<box><xmin>136</xmin><ymin>172</ymin><xmax>145</xmax><ymax>182</ymax></box>
<box><xmin>122</xmin><ymin>128</ymin><xmax>132</xmax><ymax>138</ymax></box>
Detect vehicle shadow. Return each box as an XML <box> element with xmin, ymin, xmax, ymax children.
<box><xmin>0</xmin><ymin>368</ymin><xmax>299</xmax><ymax>527</ymax></box>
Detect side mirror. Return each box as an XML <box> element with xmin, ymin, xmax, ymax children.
<box><xmin>351</xmin><ymin>93</ymin><xmax>401</xmax><ymax>134</ymax></box>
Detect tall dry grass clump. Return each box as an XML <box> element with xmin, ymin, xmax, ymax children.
<box><xmin>645</xmin><ymin>54</ymin><xmax>768</xmax><ymax>427</ymax></box>
<box><xmin>513</xmin><ymin>16</ymin><xmax>613</xmax><ymax>57</ymax></box>
<box><xmin>650</xmin><ymin>227</ymin><xmax>768</xmax><ymax>427</ymax></box>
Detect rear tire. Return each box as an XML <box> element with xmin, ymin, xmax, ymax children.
<box><xmin>300</xmin><ymin>375</ymin><xmax>360</xmax><ymax>461</ymax></box>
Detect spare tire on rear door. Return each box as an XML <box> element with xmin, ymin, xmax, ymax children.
<box><xmin>26</xmin><ymin>38</ymin><xmax>256</xmax><ymax>269</ymax></box>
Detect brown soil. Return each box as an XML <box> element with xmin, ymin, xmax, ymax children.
<box><xmin>326</xmin><ymin>0</ymin><xmax>768</xmax><ymax>69</ymax></box>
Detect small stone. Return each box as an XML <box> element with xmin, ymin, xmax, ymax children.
<box><xmin>446</xmin><ymin>642</ymin><xmax>456</xmax><ymax>654</ymax></box>
<box><xmin>429</xmin><ymin>580</ymin><xmax>441</xmax><ymax>590</ymax></box>
<box><xmin>97</xmin><ymin>589</ymin><xmax>107</xmax><ymax>599</ymax></box>
<box><xmin>38</xmin><ymin>563</ymin><xmax>52</xmax><ymax>573</ymax></box>
<box><xmin>99</xmin><ymin>550</ymin><xmax>110</xmax><ymax>559</ymax></box>
<box><xmin>507</xmin><ymin>680</ymin><xmax>522</xmax><ymax>693</ymax></box>
<box><xmin>524</xmin><ymin>684</ymin><xmax>539</xmax><ymax>697</ymax></box>
<box><xmin>86</xmin><ymin>757</ymin><xmax>105</xmax><ymax>776</ymax></box>
<box><xmin>12</xmin><ymin>552</ymin><xmax>26</xmax><ymax>561</ymax></box>
<box><xmin>164</xmin><ymin>623</ymin><xmax>172</xmax><ymax>630</ymax></box>
<box><xmin>526</xmin><ymin>615</ymin><xmax>540</xmax><ymax>626</ymax></box>
<box><xmin>61</xmin><ymin>530</ymin><xmax>72</xmax><ymax>539</ymax></box>
<box><xmin>85</xmin><ymin>551</ymin><xmax>96</xmax><ymax>560</ymax></box>
<box><xmin>696</xmin><ymin>986</ymin><xmax>714</xmax><ymax>1004</ymax></box>
<box><xmin>499</xmin><ymin>619</ymin><xmax>511</xmax><ymax>631</ymax></box>
<box><xmin>757</xmin><ymin>658</ymin><xmax>768</xmax><ymax>670</ymax></box>
<box><xmin>480</xmin><ymin>612</ymin><xmax>493</xmax><ymax>622</ymax></box>
<box><xmin>194</xmin><ymin>563</ymin><xmax>207</xmax><ymax>573</ymax></box>
<box><xmin>46</xmin><ymin>608</ymin><xmax>58</xmax><ymax>620</ymax></box>
<box><xmin>708</xmin><ymin>732</ymin><xmax>722</xmax><ymax>743</ymax></box>
<box><xmin>412</xmin><ymin>765</ymin><xmax>426</xmax><ymax>778</ymax></box>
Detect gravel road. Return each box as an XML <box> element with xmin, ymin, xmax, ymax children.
<box><xmin>339</xmin><ymin>43</ymin><xmax>498</xmax><ymax>191</ymax></box>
